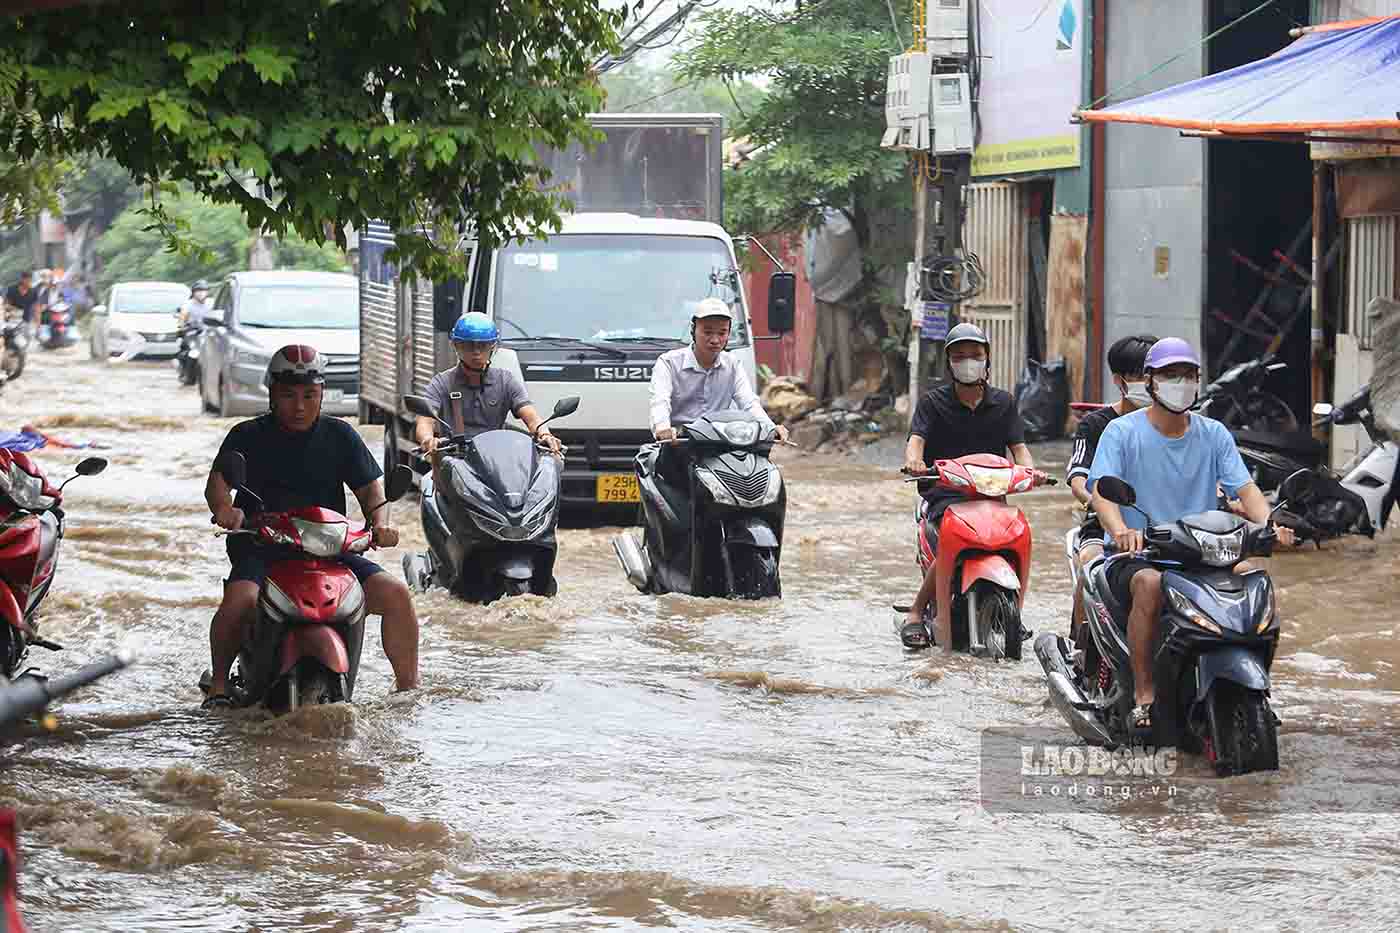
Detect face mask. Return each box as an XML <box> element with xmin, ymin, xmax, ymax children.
<box><xmin>1121</xmin><ymin>380</ymin><xmax>1152</xmax><ymax>407</ymax></box>
<box><xmin>1152</xmin><ymin>378</ymin><xmax>1198</xmax><ymax>413</ymax></box>
<box><xmin>951</xmin><ymin>359</ymin><xmax>986</xmax><ymax>385</ymax></box>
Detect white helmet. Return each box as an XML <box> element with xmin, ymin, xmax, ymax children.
<box><xmin>265</xmin><ymin>344</ymin><xmax>326</xmax><ymax>388</ymax></box>
<box><xmin>691</xmin><ymin>297</ymin><xmax>734</xmax><ymax>323</ymax></box>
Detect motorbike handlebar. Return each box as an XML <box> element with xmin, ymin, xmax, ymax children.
<box><xmin>0</xmin><ymin>651</ymin><xmax>133</xmax><ymax>728</ymax></box>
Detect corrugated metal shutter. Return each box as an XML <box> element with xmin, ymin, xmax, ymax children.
<box><xmin>411</xmin><ymin>278</ymin><xmax>437</xmax><ymax>393</ymax></box>
<box><xmin>359</xmin><ymin>222</ymin><xmax>399</xmax><ymax>410</ymax></box>
<box><xmin>960</xmin><ymin>182</ymin><xmax>1026</xmax><ymax>390</ymax></box>
<box><xmin>1345</xmin><ymin>215</ymin><xmax>1395</xmax><ymax>350</ymax></box>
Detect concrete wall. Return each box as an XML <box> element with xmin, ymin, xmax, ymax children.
<box><xmin>1101</xmin><ymin>1</ymin><xmax>1207</xmax><ymax>397</ymax></box>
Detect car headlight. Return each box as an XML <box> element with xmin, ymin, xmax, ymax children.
<box><xmin>291</xmin><ymin>518</ymin><xmax>349</xmax><ymax>557</ymax></box>
<box><xmin>1188</xmin><ymin>527</ymin><xmax>1244</xmax><ymax>567</ymax></box>
<box><xmin>719</xmin><ymin>420</ymin><xmax>760</xmax><ymax>446</ymax></box>
<box><xmin>108</xmin><ymin>328</ymin><xmax>134</xmax><ymax>343</ymax></box>
<box><xmin>1165</xmin><ymin>587</ymin><xmax>1223</xmax><ymax>635</ymax></box>
<box><xmin>695</xmin><ymin>467</ymin><xmax>737</xmax><ymax>506</ymax></box>
<box><xmin>0</xmin><ymin>459</ymin><xmax>54</xmax><ymax>512</ymax></box>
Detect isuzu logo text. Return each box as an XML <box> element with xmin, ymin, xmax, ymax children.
<box><xmin>594</xmin><ymin>366</ymin><xmax>653</xmax><ymax>381</ymax></box>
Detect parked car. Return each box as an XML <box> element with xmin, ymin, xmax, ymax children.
<box><xmin>199</xmin><ymin>271</ymin><xmax>360</xmax><ymax>417</ymax></box>
<box><xmin>89</xmin><ymin>281</ymin><xmax>189</xmax><ymax>362</ymax></box>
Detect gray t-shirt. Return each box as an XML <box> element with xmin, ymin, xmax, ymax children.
<box><xmin>422</xmin><ymin>364</ymin><xmax>531</xmax><ymax>437</ymax></box>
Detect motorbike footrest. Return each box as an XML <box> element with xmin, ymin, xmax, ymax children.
<box><xmin>29</xmin><ymin>637</ymin><xmax>62</xmax><ymax>652</ymax></box>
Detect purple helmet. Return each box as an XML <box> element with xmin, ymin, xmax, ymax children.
<box><xmin>1144</xmin><ymin>337</ymin><xmax>1200</xmax><ymax>372</ymax></box>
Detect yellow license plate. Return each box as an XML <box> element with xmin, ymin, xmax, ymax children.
<box><xmin>596</xmin><ymin>473</ymin><xmax>640</xmax><ymax>503</ymax></box>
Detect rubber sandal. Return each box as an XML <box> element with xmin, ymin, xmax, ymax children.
<box><xmin>900</xmin><ymin>620</ymin><xmax>931</xmax><ymax>649</ymax></box>
<box><xmin>1130</xmin><ymin>702</ymin><xmax>1153</xmax><ymax>736</ymax></box>
<box><xmin>201</xmin><ymin>694</ymin><xmax>234</xmax><ymax>711</ymax></box>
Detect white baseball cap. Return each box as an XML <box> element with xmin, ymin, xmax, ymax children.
<box><xmin>692</xmin><ymin>297</ymin><xmax>734</xmax><ymax>322</ymax></box>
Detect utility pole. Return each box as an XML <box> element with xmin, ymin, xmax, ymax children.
<box><xmin>908</xmin><ymin>168</ymin><xmax>927</xmax><ymax>423</ymax></box>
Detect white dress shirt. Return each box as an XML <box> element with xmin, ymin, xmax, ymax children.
<box><xmin>649</xmin><ymin>346</ymin><xmax>772</xmax><ymax>433</ymax></box>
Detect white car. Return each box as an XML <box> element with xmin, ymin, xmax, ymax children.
<box><xmin>199</xmin><ymin>271</ymin><xmax>360</xmax><ymax>417</ymax></box>
<box><xmin>90</xmin><ymin>281</ymin><xmax>190</xmax><ymax>361</ymax></box>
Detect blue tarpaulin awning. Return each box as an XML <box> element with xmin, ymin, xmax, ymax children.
<box><xmin>1075</xmin><ymin>14</ymin><xmax>1400</xmax><ymax>135</ymax></box>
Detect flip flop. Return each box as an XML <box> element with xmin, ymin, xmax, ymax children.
<box><xmin>900</xmin><ymin>620</ymin><xmax>931</xmax><ymax>649</ymax></box>
<box><xmin>1130</xmin><ymin>702</ymin><xmax>1153</xmax><ymax>738</ymax></box>
<box><xmin>201</xmin><ymin>694</ymin><xmax>234</xmax><ymax>711</ymax></box>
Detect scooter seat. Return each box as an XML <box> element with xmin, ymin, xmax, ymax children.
<box><xmin>1089</xmin><ymin>559</ymin><xmax>1130</xmax><ymax>630</ymax></box>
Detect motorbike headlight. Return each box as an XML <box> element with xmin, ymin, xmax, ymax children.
<box><xmin>695</xmin><ymin>467</ymin><xmax>738</xmax><ymax>506</ymax></box>
<box><xmin>1188</xmin><ymin>527</ymin><xmax>1245</xmax><ymax>567</ymax></box>
<box><xmin>1165</xmin><ymin>587</ymin><xmax>1223</xmax><ymax>635</ymax></box>
<box><xmin>334</xmin><ymin>579</ymin><xmax>365</xmax><ymax>621</ymax></box>
<box><xmin>290</xmin><ymin>518</ymin><xmax>349</xmax><ymax>557</ymax></box>
<box><xmin>760</xmin><ymin>463</ymin><xmax>783</xmax><ymax>505</ymax></box>
<box><xmin>1256</xmin><ymin>582</ymin><xmax>1278</xmax><ymax>634</ymax></box>
<box><xmin>0</xmin><ymin>459</ymin><xmax>54</xmax><ymax>512</ymax></box>
<box><xmin>964</xmin><ymin>464</ymin><xmax>1012</xmax><ymax>497</ymax></box>
<box><xmin>719</xmin><ymin>420</ymin><xmax>760</xmax><ymax>446</ymax></box>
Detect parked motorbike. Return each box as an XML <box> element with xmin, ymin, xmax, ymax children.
<box><xmin>1</xmin><ymin>316</ymin><xmax>26</xmax><ymax>384</ymax></box>
<box><xmin>894</xmin><ymin>454</ymin><xmax>1055</xmax><ymax>657</ymax></box>
<box><xmin>0</xmin><ymin>451</ymin><xmax>108</xmax><ymax>678</ymax></box>
<box><xmin>1313</xmin><ymin>385</ymin><xmax>1399</xmax><ymax>533</ymax></box>
<box><xmin>1035</xmin><ymin>470</ymin><xmax>1311</xmax><ymax>776</ymax></box>
<box><xmin>173</xmin><ymin>321</ymin><xmax>201</xmax><ymax>386</ymax></box>
<box><xmin>0</xmin><ymin>650</ymin><xmax>134</xmax><ymax>932</ymax></box>
<box><xmin>35</xmin><ymin>301</ymin><xmax>76</xmax><ymax>351</ymax></box>
<box><xmin>400</xmin><ymin>394</ymin><xmax>577</xmax><ymax>603</ymax></box>
<box><xmin>198</xmin><ymin>452</ymin><xmax>412</xmax><ymax>711</ymax></box>
<box><xmin>1196</xmin><ymin>352</ymin><xmax>1297</xmax><ymax>433</ymax></box>
<box><xmin>613</xmin><ymin>411</ymin><xmax>786</xmax><ymax>599</ymax></box>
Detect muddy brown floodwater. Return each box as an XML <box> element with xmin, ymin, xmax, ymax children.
<box><xmin>3</xmin><ymin>343</ymin><xmax>1400</xmax><ymax>931</ymax></box>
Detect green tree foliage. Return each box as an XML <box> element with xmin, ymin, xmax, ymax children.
<box><xmin>601</xmin><ymin>64</ymin><xmax>766</xmax><ymax>127</ymax></box>
<box><xmin>677</xmin><ymin>0</ymin><xmax>911</xmax><ymax>240</ymax></box>
<box><xmin>2</xmin><ymin>0</ymin><xmax>623</xmax><ymax>278</ymax></box>
<box><xmin>61</xmin><ymin>155</ymin><xmax>140</xmax><ymax>232</ymax></box>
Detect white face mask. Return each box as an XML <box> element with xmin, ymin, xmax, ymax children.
<box><xmin>1121</xmin><ymin>380</ymin><xmax>1152</xmax><ymax>408</ymax></box>
<box><xmin>1152</xmin><ymin>377</ymin><xmax>1198</xmax><ymax>413</ymax></box>
<box><xmin>951</xmin><ymin>358</ymin><xmax>986</xmax><ymax>385</ymax></box>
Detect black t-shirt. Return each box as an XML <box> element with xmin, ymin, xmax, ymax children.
<box><xmin>1066</xmin><ymin>406</ymin><xmax>1120</xmax><ymax>483</ymax></box>
<box><xmin>215</xmin><ymin>414</ymin><xmax>381</xmax><ymax>515</ymax></box>
<box><xmin>909</xmin><ymin>383</ymin><xmax>1026</xmax><ymax>467</ymax></box>
<box><xmin>4</xmin><ymin>286</ymin><xmax>37</xmax><ymax>321</ymax></box>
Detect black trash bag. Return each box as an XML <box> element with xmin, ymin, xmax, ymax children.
<box><xmin>1015</xmin><ymin>358</ymin><xmax>1070</xmax><ymax>442</ymax></box>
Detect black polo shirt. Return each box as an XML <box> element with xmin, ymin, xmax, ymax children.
<box><xmin>4</xmin><ymin>286</ymin><xmax>37</xmax><ymax>323</ymax></box>
<box><xmin>215</xmin><ymin>414</ymin><xmax>381</xmax><ymax>515</ymax></box>
<box><xmin>909</xmin><ymin>382</ymin><xmax>1026</xmax><ymax>469</ymax></box>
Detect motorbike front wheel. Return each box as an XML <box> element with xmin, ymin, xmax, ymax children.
<box><xmin>2</xmin><ymin>349</ymin><xmax>23</xmax><ymax>381</ymax></box>
<box><xmin>966</xmin><ymin>584</ymin><xmax>1021</xmax><ymax>660</ymax></box>
<box><xmin>1205</xmin><ymin>682</ymin><xmax>1279</xmax><ymax>776</ymax></box>
<box><xmin>728</xmin><ymin>546</ymin><xmax>780</xmax><ymax>599</ymax></box>
<box><xmin>285</xmin><ymin>661</ymin><xmax>344</xmax><ymax>712</ymax></box>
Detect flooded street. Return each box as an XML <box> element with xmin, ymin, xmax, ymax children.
<box><xmin>6</xmin><ymin>344</ymin><xmax>1400</xmax><ymax>931</ymax></box>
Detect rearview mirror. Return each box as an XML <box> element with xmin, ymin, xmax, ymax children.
<box><xmin>403</xmin><ymin>395</ymin><xmax>437</xmax><ymax>419</ymax></box>
<box><xmin>75</xmin><ymin>457</ymin><xmax>107</xmax><ymax>476</ymax></box>
<box><xmin>219</xmin><ymin>451</ymin><xmax>248</xmax><ymax>489</ymax></box>
<box><xmin>385</xmin><ymin>464</ymin><xmax>413</xmax><ymax>502</ymax></box>
<box><xmin>1096</xmin><ymin>476</ymin><xmax>1136</xmax><ymax>507</ymax></box>
<box><xmin>203</xmin><ymin>308</ymin><xmax>224</xmax><ymax>327</ymax></box>
<box><xmin>767</xmin><ymin>272</ymin><xmax>796</xmax><ymax>334</ymax></box>
<box><xmin>91</xmin><ymin>304</ymin><xmax>107</xmax><ymax>317</ymax></box>
<box><xmin>1278</xmin><ymin>469</ymin><xmax>1316</xmax><ymax>504</ymax></box>
<box><xmin>552</xmin><ymin>396</ymin><xmax>580</xmax><ymax>419</ymax></box>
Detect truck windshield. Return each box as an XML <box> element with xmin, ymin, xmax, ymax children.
<box><xmin>493</xmin><ymin>235</ymin><xmax>747</xmax><ymax>346</ymax></box>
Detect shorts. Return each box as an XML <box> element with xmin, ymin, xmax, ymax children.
<box><xmin>1106</xmin><ymin>556</ymin><xmax>1155</xmax><ymax>609</ymax></box>
<box><xmin>226</xmin><ymin>538</ymin><xmax>383</xmax><ymax>587</ymax></box>
<box><xmin>1077</xmin><ymin>515</ymin><xmax>1106</xmax><ymax>553</ymax></box>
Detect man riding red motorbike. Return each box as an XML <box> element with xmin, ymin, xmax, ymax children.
<box><xmin>201</xmin><ymin>345</ymin><xmax>419</xmax><ymax>709</ymax></box>
<box><xmin>901</xmin><ymin>323</ymin><xmax>1037</xmax><ymax>652</ymax></box>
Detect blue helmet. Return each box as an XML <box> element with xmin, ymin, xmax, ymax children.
<box><xmin>450</xmin><ymin>311</ymin><xmax>499</xmax><ymax>344</ymax></box>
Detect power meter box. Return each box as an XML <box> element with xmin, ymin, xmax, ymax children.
<box><xmin>881</xmin><ymin>51</ymin><xmax>932</xmax><ymax>151</ymax></box>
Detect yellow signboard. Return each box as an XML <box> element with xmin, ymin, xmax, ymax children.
<box><xmin>972</xmin><ymin>134</ymin><xmax>1081</xmax><ymax>176</ymax></box>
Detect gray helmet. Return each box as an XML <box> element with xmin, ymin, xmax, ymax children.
<box><xmin>945</xmin><ymin>322</ymin><xmax>990</xmax><ymax>353</ymax></box>
<box><xmin>192</xmin><ymin>279</ymin><xmax>209</xmax><ymax>292</ymax></box>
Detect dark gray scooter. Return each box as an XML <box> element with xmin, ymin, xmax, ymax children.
<box><xmin>613</xmin><ymin>410</ymin><xmax>785</xmax><ymax>599</ymax></box>
<box><xmin>401</xmin><ymin>395</ymin><xmax>578</xmax><ymax>603</ymax></box>
<box><xmin>1036</xmin><ymin>471</ymin><xmax>1312</xmax><ymax>776</ymax></box>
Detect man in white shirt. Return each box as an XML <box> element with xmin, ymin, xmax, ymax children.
<box><xmin>649</xmin><ymin>298</ymin><xmax>789</xmax><ymax>442</ymax></box>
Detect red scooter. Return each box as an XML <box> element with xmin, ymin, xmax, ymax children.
<box><xmin>0</xmin><ymin>450</ymin><xmax>108</xmax><ymax>678</ymax></box>
<box><xmin>200</xmin><ymin>453</ymin><xmax>411</xmax><ymax>712</ymax></box>
<box><xmin>900</xmin><ymin>453</ymin><xmax>1054</xmax><ymax>658</ymax></box>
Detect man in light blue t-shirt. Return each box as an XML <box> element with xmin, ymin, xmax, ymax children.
<box><xmin>1087</xmin><ymin>337</ymin><xmax>1295</xmax><ymax>733</ymax></box>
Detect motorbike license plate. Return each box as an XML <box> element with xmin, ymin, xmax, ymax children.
<box><xmin>596</xmin><ymin>473</ymin><xmax>639</xmax><ymax>503</ymax></box>
<box><xmin>325</xmin><ymin>389</ymin><xmax>345</xmax><ymax>403</ymax></box>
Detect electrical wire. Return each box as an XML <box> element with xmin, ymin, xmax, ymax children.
<box><xmin>921</xmin><ymin>250</ymin><xmax>986</xmax><ymax>302</ymax></box>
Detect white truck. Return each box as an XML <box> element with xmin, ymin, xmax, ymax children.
<box><xmin>359</xmin><ymin>113</ymin><xmax>795</xmax><ymax>513</ymax></box>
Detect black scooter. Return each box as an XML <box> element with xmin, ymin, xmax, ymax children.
<box><xmin>400</xmin><ymin>394</ymin><xmax>578</xmax><ymax>603</ymax></box>
<box><xmin>1197</xmin><ymin>352</ymin><xmax>1297</xmax><ymax>433</ymax></box>
<box><xmin>1036</xmin><ymin>470</ymin><xmax>1312</xmax><ymax>776</ymax></box>
<box><xmin>1</xmin><ymin>317</ymin><xmax>27</xmax><ymax>385</ymax></box>
<box><xmin>173</xmin><ymin>321</ymin><xmax>201</xmax><ymax>386</ymax></box>
<box><xmin>613</xmin><ymin>410</ymin><xmax>785</xmax><ymax>599</ymax></box>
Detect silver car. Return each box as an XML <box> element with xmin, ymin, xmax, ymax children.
<box><xmin>89</xmin><ymin>281</ymin><xmax>189</xmax><ymax>361</ymax></box>
<box><xmin>199</xmin><ymin>271</ymin><xmax>360</xmax><ymax>417</ymax></box>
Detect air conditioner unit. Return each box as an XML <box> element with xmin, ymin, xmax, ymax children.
<box><xmin>881</xmin><ymin>52</ymin><xmax>933</xmax><ymax>151</ymax></box>
<box><xmin>928</xmin><ymin>0</ymin><xmax>969</xmax><ymax>58</ymax></box>
<box><xmin>930</xmin><ymin>73</ymin><xmax>974</xmax><ymax>155</ymax></box>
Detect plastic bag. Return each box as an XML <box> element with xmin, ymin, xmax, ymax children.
<box><xmin>1015</xmin><ymin>358</ymin><xmax>1070</xmax><ymax>442</ymax></box>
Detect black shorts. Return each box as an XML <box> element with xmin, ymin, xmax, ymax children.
<box><xmin>1106</xmin><ymin>556</ymin><xmax>1156</xmax><ymax>608</ymax></box>
<box><xmin>226</xmin><ymin>538</ymin><xmax>383</xmax><ymax>587</ymax></box>
<box><xmin>1077</xmin><ymin>515</ymin><xmax>1105</xmax><ymax>552</ymax></box>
